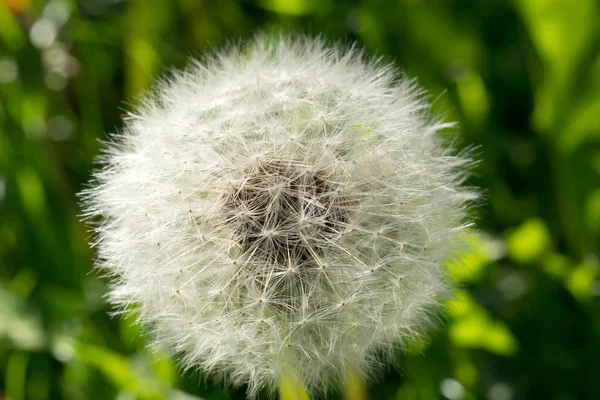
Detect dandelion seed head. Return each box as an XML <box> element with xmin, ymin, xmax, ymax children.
<box><xmin>81</xmin><ymin>33</ymin><xmax>477</xmax><ymax>397</ymax></box>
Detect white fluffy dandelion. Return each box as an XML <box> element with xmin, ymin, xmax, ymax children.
<box><xmin>81</xmin><ymin>33</ymin><xmax>477</xmax><ymax>397</ymax></box>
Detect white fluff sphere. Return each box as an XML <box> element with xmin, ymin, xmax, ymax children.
<box><xmin>82</xmin><ymin>33</ymin><xmax>476</xmax><ymax>397</ymax></box>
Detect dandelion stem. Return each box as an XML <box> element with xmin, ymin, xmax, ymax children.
<box><xmin>277</xmin><ymin>375</ymin><xmax>310</xmax><ymax>400</ymax></box>
<box><xmin>344</xmin><ymin>371</ymin><xmax>367</xmax><ymax>400</ymax></box>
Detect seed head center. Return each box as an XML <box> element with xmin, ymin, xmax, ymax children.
<box><xmin>222</xmin><ymin>160</ymin><xmax>348</xmax><ymax>267</ymax></box>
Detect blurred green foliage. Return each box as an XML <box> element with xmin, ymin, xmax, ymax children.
<box><xmin>1</xmin><ymin>0</ymin><xmax>599</xmax><ymax>399</ymax></box>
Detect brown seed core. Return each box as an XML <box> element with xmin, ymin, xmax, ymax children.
<box><xmin>222</xmin><ymin>160</ymin><xmax>349</xmax><ymax>268</ymax></box>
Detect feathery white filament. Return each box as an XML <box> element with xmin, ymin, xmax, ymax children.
<box><xmin>81</xmin><ymin>33</ymin><xmax>477</xmax><ymax>397</ymax></box>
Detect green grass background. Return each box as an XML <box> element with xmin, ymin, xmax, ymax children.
<box><xmin>1</xmin><ymin>0</ymin><xmax>599</xmax><ymax>399</ymax></box>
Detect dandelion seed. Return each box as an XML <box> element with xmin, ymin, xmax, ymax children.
<box><xmin>81</xmin><ymin>32</ymin><xmax>477</xmax><ymax>398</ymax></box>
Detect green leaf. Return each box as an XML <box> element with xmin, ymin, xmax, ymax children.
<box><xmin>566</xmin><ymin>260</ymin><xmax>599</xmax><ymax>301</ymax></box>
<box><xmin>75</xmin><ymin>343</ymin><xmax>163</xmax><ymax>399</ymax></box>
<box><xmin>257</xmin><ymin>0</ymin><xmax>332</xmax><ymax>16</ymax></box>
<box><xmin>448</xmin><ymin>233</ymin><xmax>505</xmax><ymax>283</ymax></box>
<box><xmin>0</xmin><ymin>286</ymin><xmax>45</xmax><ymax>351</ymax></box>
<box><xmin>448</xmin><ymin>292</ymin><xmax>519</xmax><ymax>356</ymax></box>
<box><xmin>507</xmin><ymin>218</ymin><xmax>551</xmax><ymax>264</ymax></box>
<box><xmin>515</xmin><ymin>0</ymin><xmax>600</xmax><ymax>150</ymax></box>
